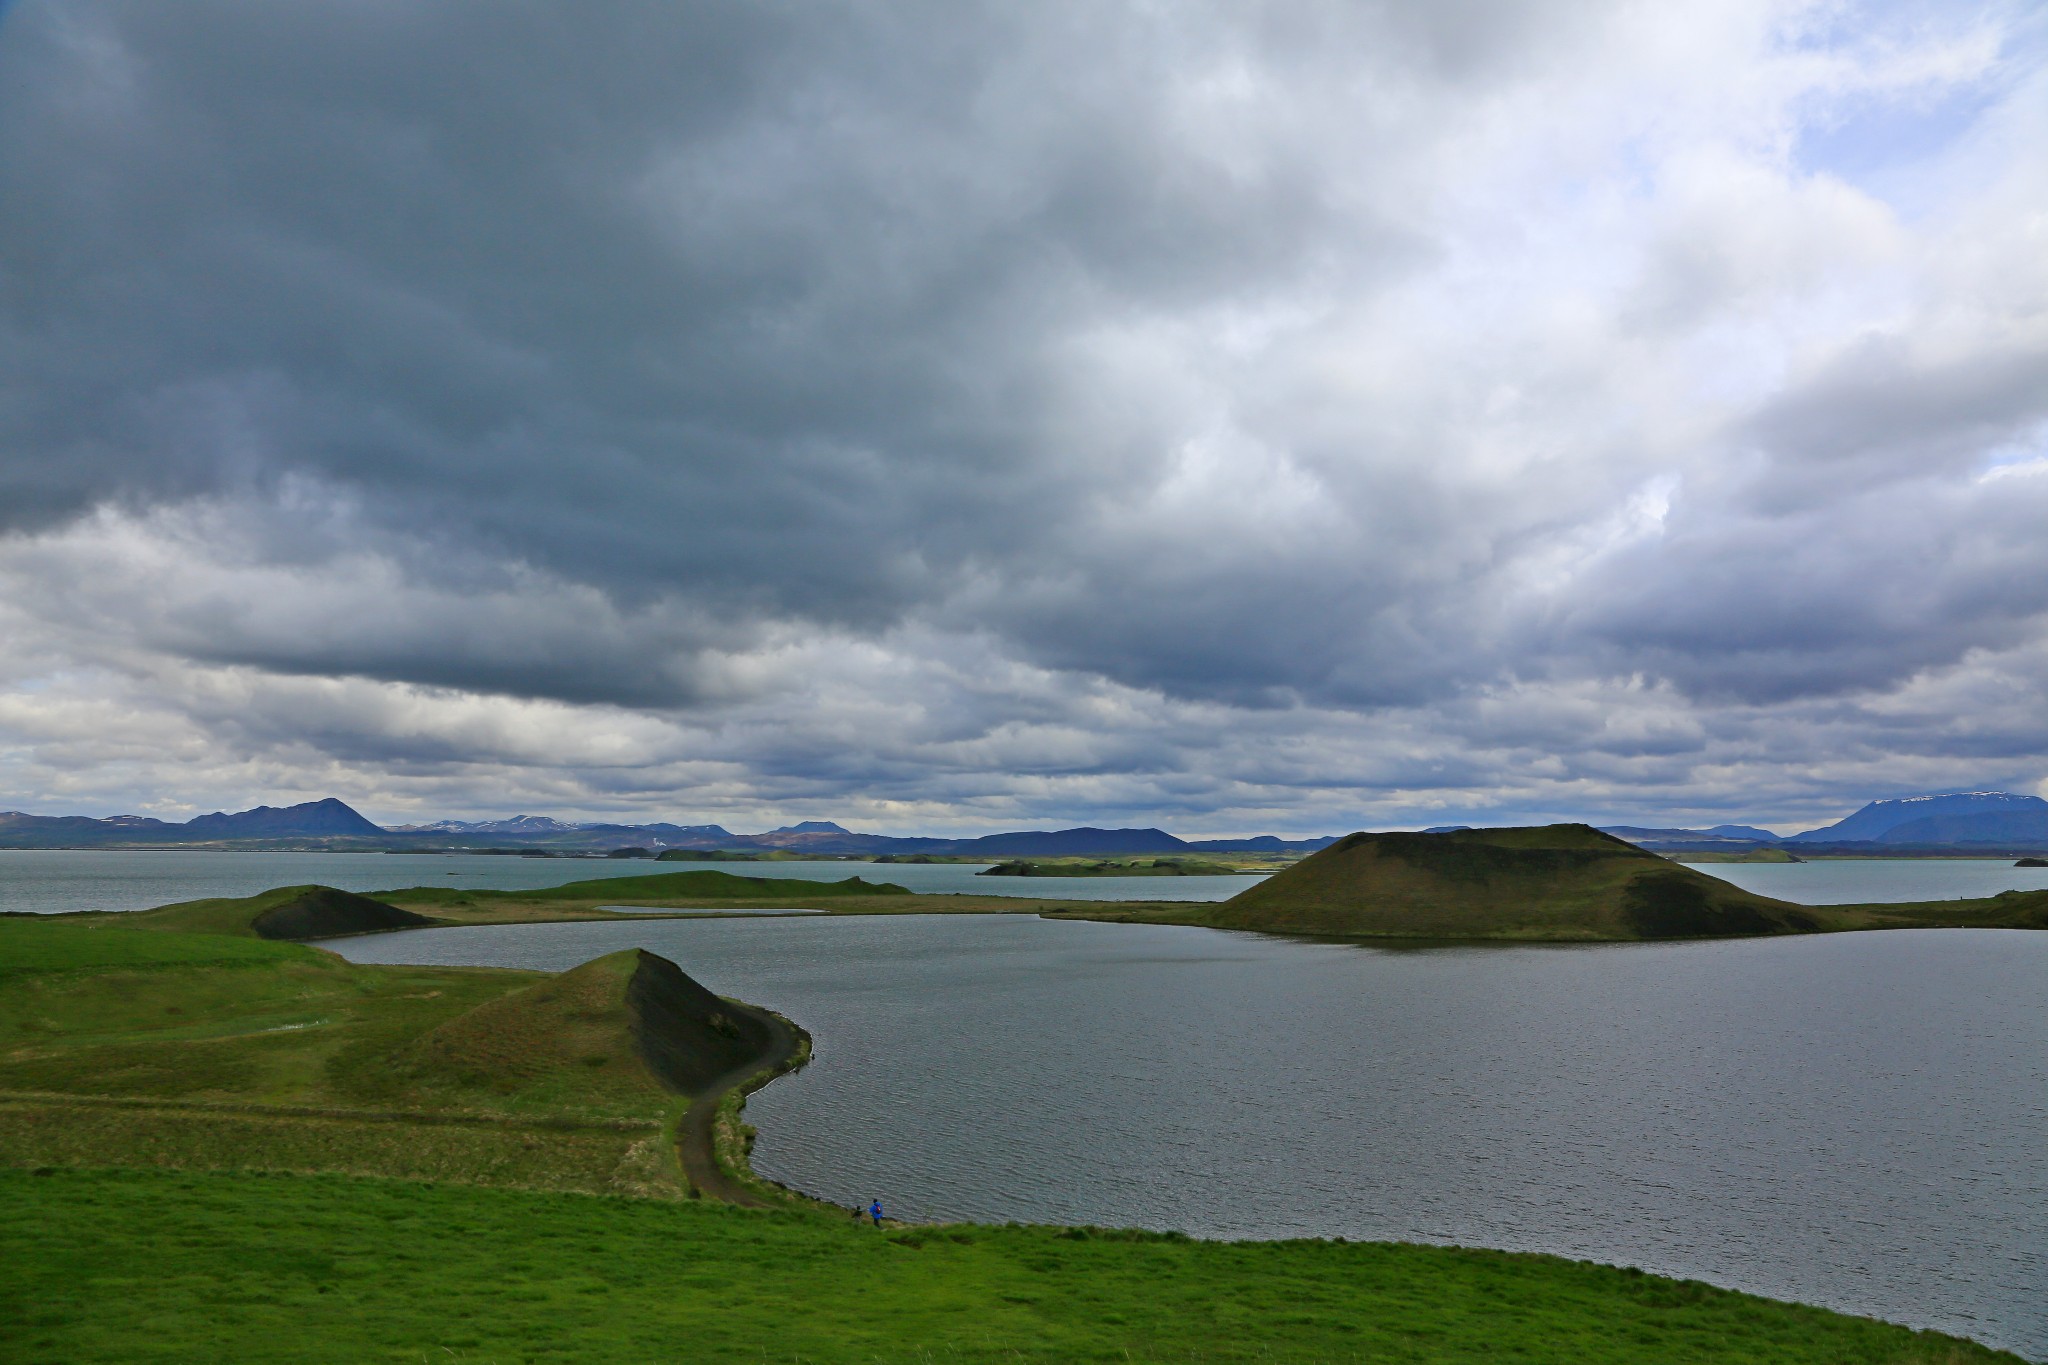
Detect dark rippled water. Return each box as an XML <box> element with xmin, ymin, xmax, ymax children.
<box><xmin>329</xmin><ymin>918</ymin><xmax>2047</xmax><ymax>1358</ymax></box>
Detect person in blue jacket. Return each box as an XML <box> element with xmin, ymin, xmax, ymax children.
<box><xmin>868</xmin><ymin>1198</ymin><xmax>883</xmax><ymax>1226</ymax></box>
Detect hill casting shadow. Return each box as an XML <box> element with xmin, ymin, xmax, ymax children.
<box><xmin>1211</xmin><ymin>825</ymin><xmax>1819</xmax><ymax>941</ymax></box>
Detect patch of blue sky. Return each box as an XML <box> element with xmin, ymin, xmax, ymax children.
<box><xmin>1785</xmin><ymin>0</ymin><xmax>2044</xmax><ymax>217</ymax></box>
<box><xmin>1978</xmin><ymin>421</ymin><xmax>2048</xmax><ymax>479</ymax></box>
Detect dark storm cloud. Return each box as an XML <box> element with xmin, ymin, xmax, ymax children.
<box><xmin>1</xmin><ymin>0</ymin><xmax>2045</xmax><ymax>828</ymax></box>
<box><xmin>1</xmin><ymin>2</ymin><xmax>1387</xmax><ymax>625</ymax></box>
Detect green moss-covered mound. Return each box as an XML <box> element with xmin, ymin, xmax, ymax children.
<box><xmin>249</xmin><ymin>887</ymin><xmax>437</xmax><ymax>940</ymax></box>
<box><xmin>124</xmin><ymin>884</ymin><xmax>440</xmax><ymax>939</ymax></box>
<box><xmin>400</xmin><ymin>948</ymin><xmax>777</xmax><ymax>1113</ymax></box>
<box><xmin>1210</xmin><ymin>825</ymin><xmax>1819</xmax><ymax>941</ymax></box>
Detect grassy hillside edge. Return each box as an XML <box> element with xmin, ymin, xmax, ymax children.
<box><xmin>4</xmin><ymin>1167</ymin><xmax>2021</xmax><ymax>1364</ymax></box>
<box><xmin>0</xmin><ymin>918</ymin><xmax>794</xmax><ymax>1202</ymax></box>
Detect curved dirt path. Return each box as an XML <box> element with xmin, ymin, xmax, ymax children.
<box><xmin>674</xmin><ymin>1005</ymin><xmax>802</xmax><ymax>1207</ymax></box>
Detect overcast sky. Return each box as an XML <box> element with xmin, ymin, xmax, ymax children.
<box><xmin>2</xmin><ymin>0</ymin><xmax>2045</xmax><ymax>835</ymax></box>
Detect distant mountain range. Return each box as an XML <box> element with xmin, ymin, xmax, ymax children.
<box><xmin>1601</xmin><ymin>792</ymin><xmax>2048</xmax><ymax>851</ymax></box>
<box><xmin>0</xmin><ymin>798</ymin><xmax>384</xmax><ymax>846</ymax></box>
<box><xmin>1782</xmin><ymin>792</ymin><xmax>2048</xmax><ymax>845</ymax></box>
<box><xmin>0</xmin><ymin>800</ymin><xmax>1341</xmax><ymax>855</ymax></box>
<box><xmin>1600</xmin><ymin>824</ymin><xmax>1781</xmax><ymax>844</ymax></box>
<box><xmin>5</xmin><ymin>790</ymin><xmax>2043</xmax><ymax>854</ymax></box>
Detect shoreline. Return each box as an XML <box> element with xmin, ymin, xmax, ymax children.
<box><xmin>671</xmin><ymin>1003</ymin><xmax>823</xmax><ymax>1209</ymax></box>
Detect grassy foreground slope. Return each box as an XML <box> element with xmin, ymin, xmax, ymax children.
<box><xmin>0</xmin><ymin>918</ymin><xmax>784</xmax><ymax>1196</ymax></box>
<box><xmin>2</xmin><ymin>1168</ymin><xmax>2020</xmax><ymax>1365</ymax></box>
<box><xmin>1055</xmin><ymin>824</ymin><xmax>2048</xmax><ymax>941</ymax></box>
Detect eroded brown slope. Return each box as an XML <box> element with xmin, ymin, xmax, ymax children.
<box><xmin>398</xmin><ymin>947</ymin><xmax>779</xmax><ymax>1116</ymax></box>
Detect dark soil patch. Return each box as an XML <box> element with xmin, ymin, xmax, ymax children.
<box><xmin>1622</xmin><ymin>871</ymin><xmax>1807</xmax><ymax>938</ymax></box>
<box><xmin>625</xmin><ymin>951</ymin><xmax>775</xmax><ymax>1096</ymax></box>
<box><xmin>250</xmin><ymin>888</ymin><xmax>436</xmax><ymax>941</ymax></box>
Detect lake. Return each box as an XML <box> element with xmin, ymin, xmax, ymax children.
<box><xmin>6</xmin><ymin>848</ymin><xmax>2048</xmax><ymax>917</ymax></box>
<box><xmin>325</xmin><ymin>915</ymin><xmax>2048</xmax><ymax>1360</ymax></box>
<box><xmin>0</xmin><ymin>849</ymin><xmax>1266</xmax><ymax>915</ymax></box>
<box><xmin>1693</xmin><ymin>857</ymin><xmax>2048</xmax><ymax>904</ymax></box>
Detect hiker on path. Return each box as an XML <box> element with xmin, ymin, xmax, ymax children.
<box><xmin>869</xmin><ymin>1199</ymin><xmax>883</xmax><ymax>1227</ymax></box>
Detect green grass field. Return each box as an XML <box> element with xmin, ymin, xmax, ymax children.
<box><xmin>1</xmin><ymin>1167</ymin><xmax>2019</xmax><ymax>1365</ymax></box>
<box><xmin>0</xmin><ymin>915</ymin><xmax>310</xmax><ymax>975</ymax></box>
<box><xmin>0</xmin><ymin>915</ymin><xmax>685</xmax><ymax>1196</ymax></box>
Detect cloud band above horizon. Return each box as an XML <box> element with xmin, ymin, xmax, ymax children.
<box><xmin>2</xmin><ymin>0</ymin><xmax>2046</xmax><ymax>834</ymax></box>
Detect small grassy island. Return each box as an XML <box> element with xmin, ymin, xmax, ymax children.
<box><xmin>2</xmin><ymin>846</ymin><xmax>2037</xmax><ymax>1361</ymax></box>
<box><xmin>1051</xmin><ymin>824</ymin><xmax>2048</xmax><ymax>941</ymax></box>
<box><xmin>979</xmin><ymin>856</ymin><xmax>1247</xmax><ymax>876</ymax></box>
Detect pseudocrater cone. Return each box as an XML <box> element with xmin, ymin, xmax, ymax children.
<box><xmin>249</xmin><ymin>887</ymin><xmax>437</xmax><ymax>940</ymax></box>
<box><xmin>402</xmin><ymin>948</ymin><xmax>777</xmax><ymax>1115</ymax></box>
<box><xmin>1213</xmin><ymin>824</ymin><xmax>1819</xmax><ymax>941</ymax></box>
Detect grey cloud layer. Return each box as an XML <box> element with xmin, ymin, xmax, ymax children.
<box><xmin>1</xmin><ymin>0</ymin><xmax>2045</xmax><ymax>829</ymax></box>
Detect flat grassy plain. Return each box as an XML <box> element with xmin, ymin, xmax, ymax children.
<box><xmin>2</xmin><ymin>1167</ymin><xmax>2020</xmax><ymax>1365</ymax></box>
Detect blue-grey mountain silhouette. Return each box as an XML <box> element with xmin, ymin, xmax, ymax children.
<box><xmin>1788</xmin><ymin>793</ymin><xmax>2048</xmax><ymax>844</ymax></box>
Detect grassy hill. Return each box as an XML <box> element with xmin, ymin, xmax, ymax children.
<box><xmin>0</xmin><ymin>915</ymin><xmax>784</xmax><ymax>1195</ymax></box>
<box><xmin>395</xmin><ymin>948</ymin><xmax>778</xmax><ymax>1116</ymax></box>
<box><xmin>1076</xmin><ymin>824</ymin><xmax>2048</xmax><ymax>942</ymax></box>
<box><xmin>125</xmin><ymin>884</ymin><xmax>441</xmax><ymax>939</ymax></box>
<box><xmin>1189</xmin><ymin>825</ymin><xmax>1820</xmax><ymax>940</ymax></box>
